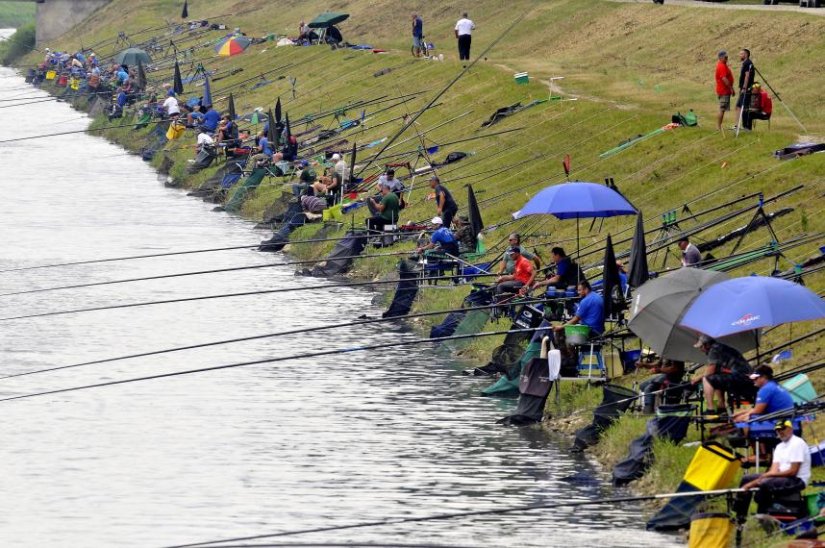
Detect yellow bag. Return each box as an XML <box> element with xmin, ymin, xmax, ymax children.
<box><xmin>69</xmin><ymin>77</ymin><xmax>79</xmax><ymax>90</ymax></box>
<box><xmin>45</xmin><ymin>70</ymin><xmax>56</xmax><ymax>80</ymax></box>
<box><xmin>322</xmin><ymin>204</ymin><xmax>343</xmax><ymax>222</ymax></box>
<box><xmin>688</xmin><ymin>513</ymin><xmax>732</xmax><ymax>548</ymax></box>
<box><xmin>683</xmin><ymin>442</ymin><xmax>740</xmax><ymax>491</ymax></box>
<box><xmin>165</xmin><ymin>121</ymin><xmax>186</xmax><ymax>140</ymax></box>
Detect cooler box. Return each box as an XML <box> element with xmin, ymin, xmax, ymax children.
<box><xmin>782</xmin><ymin>373</ymin><xmax>817</xmax><ymax>404</ymax></box>
<box><xmin>514</xmin><ymin>72</ymin><xmax>529</xmax><ymax>85</ymax></box>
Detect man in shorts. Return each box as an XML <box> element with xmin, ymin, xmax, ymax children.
<box><xmin>715</xmin><ymin>50</ymin><xmax>735</xmax><ymax>132</ymax></box>
<box><xmin>412</xmin><ymin>14</ymin><xmax>424</xmax><ymax>57</ymax></box>
<box><xmin>691</xmin><ymin>334</ymin><xmax>754</xmax><ymax>414</ymax></box>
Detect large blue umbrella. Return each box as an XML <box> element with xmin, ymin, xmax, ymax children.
<box><xmin>680</xmin><ymin>276</ymin><xmax>825</xmax><ymax>338</ymax></box>
<box><xmin>513</xmin><ymin>182</ymin><xmax>637</xmax><ymax>279</ymax></box>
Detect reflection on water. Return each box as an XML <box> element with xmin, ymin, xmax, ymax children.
<box><xmin>0</xmin><ymin>66</ymin><xmax>679</xmax><ymax>546</ymax></box>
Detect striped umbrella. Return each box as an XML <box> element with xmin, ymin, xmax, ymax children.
<box><xmin>215</xmin><ymin>36</ymin><xmax>251</xmax><ymax>57</ymax></box>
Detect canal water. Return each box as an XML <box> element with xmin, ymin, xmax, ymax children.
<box><xmin>0</xmin><ymin>51</ymin><xmax>678</xmax><ymax>546</ymax></box>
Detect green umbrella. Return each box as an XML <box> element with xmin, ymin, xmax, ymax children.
<box><xmin>115</xmin><ymin>47</ymin><xmax>151</xmax><ymax>67</ymax></box>
<box><xmin>307</xmin><ymin>12</ymin><xmax>349</xmax><ymax>28</ymax></box>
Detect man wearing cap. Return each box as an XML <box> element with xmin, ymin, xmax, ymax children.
<box><xmin>366</xmin><ymin>181</ymin><xmax>400</xmax><ymax>233</ymax></box>
<box><xmin>715</xmin><ymin>50</ymin><xmax>735</xmax><ymax>132</ymax></box>
<box><xmin>691</xmin><ymin>335</ymin><xmax>754</xmax><ymax>414</ymax></box>
<box><xmin>416</xmin><ymin>217</ymin><xmax>460</xmax><ymax>256</ymax></box>
<box><xmin>734</xmin><ymin>419</ymin><xmax>810</xmax><ymax>519</ymax></box>
<box><xmin>733</xmin><ymin>365</ymin><xmax>795</xmax><ymax>423</ymax></box>
<box><xmin>495</xmin><ymin>247</ymin><xmax>536</xmax><ymax>296</ymax></box>
<box><xmin>429</xmin><ymin>176</ymin><xmax>458</xmax><ymax>229</ymax></box>
<box><xmin>498</xmin><ymin>233</ymin><xmax>541</xmax><ymax>275</ymax></box>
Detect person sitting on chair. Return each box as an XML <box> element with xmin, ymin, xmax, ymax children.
<box><xmin>416</xmin><ymin>217</ymin><xmax>460</xmax><ymax>257</ymax></box>
<box><xmin>552</xmin><ymin>280</ymin><xmax>605</xmax><ymax>338</ymax></box>
<box><xmin>734</xmin><ymin>419</ymin><xmax>810</xmax><ymax>519</ymax></box>
<box><xmin>743</xmin><ymin>82</ymin><xmax>772</xmax><ymax>130</ymax></box>
<box><xmin>366</xmin><ymin>181</ymin><xmax>400</xmax><ymax>233</ymax></box>
<box><xmin>690</xmin><ymin>334</ymin><xmax>754</xmax><ymax>415</ymax></box>
<box><xmin>733</xmin><ymin>365</ymin><xmax>794</xmax><ymax>423</ymax></box>
<box><xmin>494</xmin><ymin>247</ymin><xmax>536</xmax><ymax>297</ymax></box>
<box><xmin>533</xmin><ymin>247</ymin><xmax>585</xmax><ymax>292</ymax></box>
<box><xmin>637</xmin><ymin>358</ymin><xmax>686</xmax><ymax>414</ymax></box>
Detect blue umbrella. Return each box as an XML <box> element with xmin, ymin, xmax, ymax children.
<box><xmin>513</xmin><ymin>182</ymin><xmax>637</xmax><ymax>279</ymax></box>
<box><xmin>202</xmin><ymin>74</ymin><xmax>213</xmax><ymax>107</ymax></box>
<box><xmin>680</xmin><ymin>276</ymin><xmax>825</xmax><ymax>338</ymax></box>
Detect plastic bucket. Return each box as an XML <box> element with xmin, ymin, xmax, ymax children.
<box><xmin>620</xmin><ymin>349</ymin><xmax>642</xmax><ymax>373</ymax></box>
<box><xmin>564</xmin><ymin>324</ymin><xmax>590</xmax><ymax>346</ymax></box>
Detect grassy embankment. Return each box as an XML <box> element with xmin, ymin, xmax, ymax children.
<box><xmin>24</xmin><ymin>0</ymin><xmax>825</xmax><ymax>535</ymax></box>
<box><xmin>0</xmin><ymin>1</ymin><xmax>35</xmax><ymax>65</ymax></box>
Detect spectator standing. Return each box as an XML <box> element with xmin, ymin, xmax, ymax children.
<box><xmin>714</xmin><ymin>50</ymin><xmax>735</xmax><ymax>132</ymax></box>
<box><xmin>429</xmin><ymin>176</ymin><xmax>458</xmax><ymax>228</ymax></box>
<box><xmin>454</xmin><ymin>12</ymin><xmax>475</xmax><ymax>64</ymax></box>
<box><xmin>734</xmin><ymin>48</ymin><xmax>756</xmax><ymax>130</ymax></box>
<box><xmin>412</xmin><ymin>14</ymin><xmax>424</xmax><ymax>57</ymax></box>
<box><xmin>677</xmin><ymin>237</ymin><xmax>701</xmax><ymax>267</ymax></box>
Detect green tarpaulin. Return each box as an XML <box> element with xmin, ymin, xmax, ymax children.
<box><xmin>307</xmin><ymin>12</ymin><xmax>349</xmax><ymax>28</ymax></box>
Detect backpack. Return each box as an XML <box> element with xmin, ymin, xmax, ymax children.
<box><xmin>672</xmin><ymin>110</ymin><xmax>698</xmax><ymax>127</ymax></box>
<box><xmin>762</xmin><ymin>92</ymin><xmax>773</xmax><ymax>115</ymax></box>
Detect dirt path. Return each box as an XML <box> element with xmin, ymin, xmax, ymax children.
<box><xmin>609</xmin><ymin>0</ymin><xmax>825</xmax><ymax>16</ymax></box>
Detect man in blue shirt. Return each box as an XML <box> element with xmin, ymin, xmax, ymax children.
<box><xmin>257</xmin><ymin>132</ymin><xmax>272</xmax><ymax>156</ymax></box>
<box><xmin>411</xmin><ymin>13</ymin><xmax>424</xmax><ymax>57</ymax></box>
<box><xmin>553</xmin><ymin>280</ymin><xmax>605</xmax><ymax>336</ymax></box>
<box><xmin>202</xmin><ymin>107</ymin><xmax>220</xmax><ymax>132</ymax></box>
<box><xmin>417</xmin><ymin>217</ymin><xmax>459</xmax><ymax>256</ymax></box>
<box><xmin>733</xmin><ymin>365</ymin><xmax>794</xmax><ymax>422</ymax></box>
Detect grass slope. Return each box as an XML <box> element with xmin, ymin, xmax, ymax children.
<box><xmin>23</xmin><ymin>0</ymin><xmax>825</xmax><ymax>537</ymax></box>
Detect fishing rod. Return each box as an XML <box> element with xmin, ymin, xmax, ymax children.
<box><xmin>0</xmin><ymin>296</ymin><xmax>560</xmax><ymax>382</ymax></box>
<box><xmin>576</xmin><ymin>185</ymin><xmax>804</xmax><ymax>263</ymax></box>
<box><xmin>371</xmin><ymin>126</ymin><xmax>527</xmax><ymax>163</ymax></box>
<box><xmin>0</xmin><ymin>327</ymin><xmax>544</xmax><ymax>404</ymax></box>
<box><xmin>356</xmin><ymin>14</ymin><xmax>525</xmax><ymax>177</ymax></box>
<box><xmin>0</xmin><ymin>264</ymin><xmax>526</xmax><ymax>322</ymax></box>
<box><xmin>0</xmin><ymin>250</ymin><xmax>503</xmax><ymax>298</ymax></box>
<box><xmin>169</xmin><ymin>488</ymin><xmax>744</xmax><ymax>547</ymax></box>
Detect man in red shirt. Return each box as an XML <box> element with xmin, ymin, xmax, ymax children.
<box><xmin>715</xmin><ymin>50</ymin><xmax>735</xmax><ymax>132</ymax></box>
<box><xmin>495</xmin><ymin>247</ymin><xmax>536</xmax><ymax>296</ymax></box>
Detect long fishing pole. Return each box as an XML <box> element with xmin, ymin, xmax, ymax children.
<box><xmin>372</xmin><ymin>126</ymin><xmax>527</xmax><ymax>163</ymax></box>
<box><xmin>0</xmin><ymin>265</ymin><xmax>526</xmax><ymax>322</ymax></box>
<box><xmin>356</xmin><ymin>14</ymin><xmax>525</xmax><ymax>177</ymax></box>
<box><xmin>0</xmin><ymin>327</ymin><xmax>542</xmax><ymax>404</ymax></box>
<box><xmin>0</xmin><ymin>296</ymin><xmax>558</xmax><ymax>382</ymax></box>
<box><xmin>169</xmin><ymin>488</ymin><xmax>744</xmax><ymax>547</ymax></box>
<box><xmin>0</xmin><ymin>252</ymin><xmax>501</xmax><ymax>298</ymax></box>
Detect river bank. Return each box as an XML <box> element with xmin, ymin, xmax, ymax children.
<box><xmin>8</xmin><ymin>1</ymin><xmax>825</xmax><ymax>542</ymax></box>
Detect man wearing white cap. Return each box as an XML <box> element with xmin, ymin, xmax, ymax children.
<box><xmin>416</xmin><ymin>217</ymin><xmax>459</xmax><ymax>256</ymax></box>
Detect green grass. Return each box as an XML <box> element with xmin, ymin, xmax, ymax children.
<box><xmin>0</xmin><ymin>23</ymin><xmax>34</xmax><ymax>65</ymax></box>
<box><xmin>0</xmin><ymin>2</ymin><xmax>34</xmax><ymax>29</ymax></box>
<box><xmin>23</xmin><ymin>0</ymin><xmax>825</xmax><ymax>535</ymax></box>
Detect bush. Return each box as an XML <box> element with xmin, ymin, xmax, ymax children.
<box><xmin>0</xmin><ymin>23</ymin><xmax>35</xmax><ymax>66</ymax></box>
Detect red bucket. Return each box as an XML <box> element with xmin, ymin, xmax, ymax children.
<box><xmin>56</xmin><ymin>74</ymin><xmax>68</xmax><ymax>87</ymax></box>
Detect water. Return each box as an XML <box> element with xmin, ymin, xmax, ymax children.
<box><xmin>0</xmin><ymin>61</ymin><xmax>679</xmax><ymax>546</ymax></box>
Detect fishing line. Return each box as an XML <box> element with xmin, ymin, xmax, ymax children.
<box><xmin>167</xmin><ymin>489</ymin><xmax>743</xmax><ymax>547</ymax></box>
<box><xmin>0</xmin><ymin>297</ymin><xmax>559</xmax><ymax>381</ymax></box>
<box><xmin>0</xmin><ymin>327</ymin><xmax>542</xmax><ymax>403</ymax></box>
<box><xmin>356</xmin><ymin>13</ymin><xmax>526</xmax><ymax>177</ymax></box>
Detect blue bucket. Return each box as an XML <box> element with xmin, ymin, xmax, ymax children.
<box><xmin>620</xmin><ymin>349</ymin><xmax>642</xmax><ymax>373</ymax></box>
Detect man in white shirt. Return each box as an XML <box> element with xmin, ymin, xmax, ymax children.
<box><xmin>454</xmin><ymin>13</ymin><xmax>475</xmax><ymax>63</ymax></box>
<box><xmin>196</xmin><ymin>128</ymin><xmax>214</xmax><ymax>151</ymax></box>
<box><xmin>163</xmin><ymin>93</ymin><xmax>180</xmax><ymax>118</ymax></box>
<box><xmin>734</xmin><ymin>419</ymin><xmax>811</xmax><ymax>519</ymax></box>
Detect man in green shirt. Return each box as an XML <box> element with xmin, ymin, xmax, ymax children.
<box><xmin>366</xmin><ymin>183</ymin><xmax>400</xmax><ymax>232</ymax></box>
<box><xmin>498</xmin><ymin>233</ymin><xmax>541</xmax><ymax>274</ymax></box>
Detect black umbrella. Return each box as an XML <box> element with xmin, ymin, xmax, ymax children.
<box><xmin>467</xmin><ymin>184</ymin><xmax>484</xmax><ymax>250</ymax></box>
<box><xmin>602</xmin><ymin>234</ymin><xmax>624</xmax><ymax>319</ymax></box>
<box><xmin>267</xmin><ymin>109</ymin><xmax>277</xmax><ymax>143</ymax></box>
<box><xmin>181</xmin><ymin>0</ymin><xmax>188</xmax><ymax>19</ymax></box>
<box><xmin>628</xmin><ymin>213</ymin><xmax>649</xmax><ymax>288</ymax></box>
<box><xmin>348</xmin><ymin>141</ymin><xmax>357</xmax><ymax>186</ymax></box>
<box><xmin>136</xmin><ymin>59</ymin><xmax>147</xmax><ymax>90</ymax></box>
<box><xmin>173</xmin><ymin>60</ymin><xmax>184</xmax><ymax>95</ymax></box>
<box><xmin>274</xmin><ymin>97</ymin><xmax>282</xmax><ymax>123</ymax></box>
<box><xmin>285</xmin><ymin>113</ymin><xmax>291</xmax><ymax>141</ymax></box>
<box><xmin>227</xmin><ymin>93</ymin><xmax>236</xmax><ymax>120</ymax></box>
